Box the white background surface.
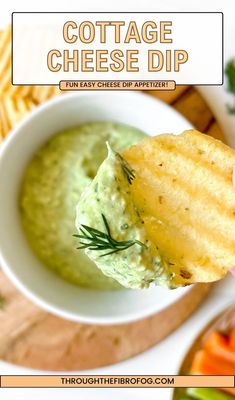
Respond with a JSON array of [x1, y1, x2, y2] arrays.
[[1, 1, 235, 400]]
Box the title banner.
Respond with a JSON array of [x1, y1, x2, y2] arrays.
[[12, 12, 223, 86]]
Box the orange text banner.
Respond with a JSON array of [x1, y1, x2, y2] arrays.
[[59, 80, 176, 90], [1, 375, 234, 388]]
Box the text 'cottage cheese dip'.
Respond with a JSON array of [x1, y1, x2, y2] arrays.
[[20, 122, 145, 290]]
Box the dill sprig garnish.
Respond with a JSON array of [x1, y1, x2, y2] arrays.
[[74, 214, 146, 257], [116, 153, 135, 184]]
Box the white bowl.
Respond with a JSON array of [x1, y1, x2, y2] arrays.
[[0, 91, 192, 324]]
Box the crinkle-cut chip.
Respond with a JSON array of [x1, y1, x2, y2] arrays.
[[0, 25, 61, 101], [0, 96, 37, 136], [0, 98, 11, 136], [32, 86, 62, 104], [0, 67, 11, 95], [123, 129, 235, 286], [8, 85, 34, 98], [0, 25, 11, 95], [0, 111, 4, 142], [0, 24, 62, 143], [0, 25, 10, 54]]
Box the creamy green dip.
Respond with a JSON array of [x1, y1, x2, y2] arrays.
[[76, 145, 171, 289], [20, 122, 145, 290]]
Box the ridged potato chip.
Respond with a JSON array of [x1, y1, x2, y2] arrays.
[[123, 130, 235, 286], [32, 86, 61, 103], [0, 24, 62, 139], [0, 96, 36, 136], [0, 25, 11, 95], [0, 111, 4, 142]]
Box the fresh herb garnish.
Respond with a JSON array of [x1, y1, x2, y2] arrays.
[[225, 59, 235, 113], [74, 214, 146, 257], [116, 153, 135, 184]]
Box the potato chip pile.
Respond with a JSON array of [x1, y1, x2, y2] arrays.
[[0, 25, 62, 140]]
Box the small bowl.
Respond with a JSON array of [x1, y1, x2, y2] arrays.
[[0, 91, 191, 324]]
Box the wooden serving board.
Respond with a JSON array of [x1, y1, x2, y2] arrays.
[[0, 86, 224, 371]]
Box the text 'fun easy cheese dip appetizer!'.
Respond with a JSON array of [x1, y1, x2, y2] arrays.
[[76, 130, 235, 289]]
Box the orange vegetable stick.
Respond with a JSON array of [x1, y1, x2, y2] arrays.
[[190, 350, 235, 375], [229, 328, 235, 351], [204, 332, 235, 365], [222, 388, 235, 397], [191, 350, 218, 374]]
